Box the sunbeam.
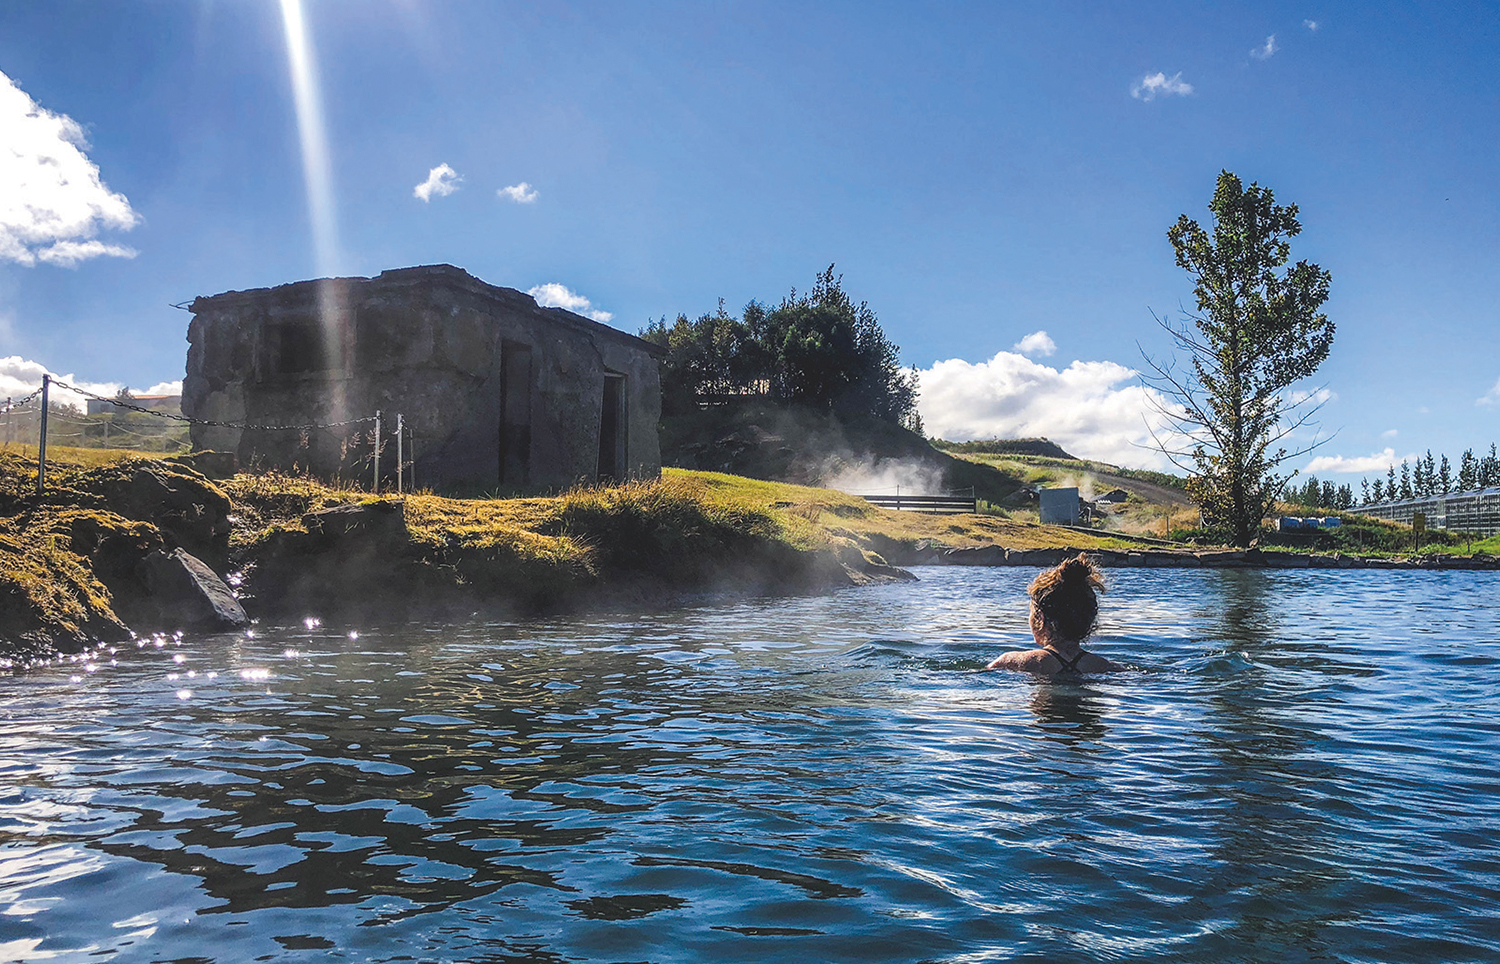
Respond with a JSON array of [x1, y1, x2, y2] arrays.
[[279, 0, 338, 276], [279, 0, 350, 421]]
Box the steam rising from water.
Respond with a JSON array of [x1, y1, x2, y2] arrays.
[[823, 458, 946, 496]]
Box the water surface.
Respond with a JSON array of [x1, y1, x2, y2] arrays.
[[2, 567, 1497, 962]]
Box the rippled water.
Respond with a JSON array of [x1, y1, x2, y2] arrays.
[[2, 566, 1499, 963]]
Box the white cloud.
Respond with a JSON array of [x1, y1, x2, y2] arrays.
[[1380, 428, 1398, 439], [1477, 376, 1500, 406], [1012, 331, 1057, 357], [413, 163, 461, 201], [1286, 386, 1334, 406], [142, 379, 183, 396], [1251, 35, 1278, 60], [0, 70, 139, 267], [35, 240, 138, 267], [1304, 19, 1319, 31], [1303, 448, 1417, 475], [498, 181, 539, 204], [0, 355, 131, 411], [915, 350, 1180, 469], [1131, 71, 1193, 101], [527, 283, 612, 323]]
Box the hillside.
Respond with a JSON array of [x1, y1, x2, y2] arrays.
[[661, 406, 1196, 537], [660, 401, 1030, 505]]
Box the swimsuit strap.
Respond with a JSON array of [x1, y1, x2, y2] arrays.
[[1045, 648, 1089, 673]]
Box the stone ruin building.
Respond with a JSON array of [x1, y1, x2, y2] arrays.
[[181, 264, 663, 493]]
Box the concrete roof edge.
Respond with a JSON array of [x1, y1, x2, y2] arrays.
[[189, 264, 666, 357]]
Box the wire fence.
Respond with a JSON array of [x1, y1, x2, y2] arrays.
[[8, 376, 415, 497]]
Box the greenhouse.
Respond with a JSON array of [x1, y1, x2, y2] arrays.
[[1359, 487, 1500, 537]]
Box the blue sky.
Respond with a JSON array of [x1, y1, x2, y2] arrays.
[[1, 1, 1496, 475]]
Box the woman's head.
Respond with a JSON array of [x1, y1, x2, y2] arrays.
[[1028, 553, 1105, 644]]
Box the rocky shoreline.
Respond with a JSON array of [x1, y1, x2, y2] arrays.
[[0, 455, 910, 665], [5, 453, 1494, 666], [934, 544, 1500, 571]]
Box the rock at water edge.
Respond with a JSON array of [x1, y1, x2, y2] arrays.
[[142, 548, 250, 631]]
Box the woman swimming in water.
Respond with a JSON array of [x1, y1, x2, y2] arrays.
[[986, 553, 1125, 675]]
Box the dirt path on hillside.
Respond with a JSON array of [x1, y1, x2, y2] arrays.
[[1094, 473, 1193, 507]]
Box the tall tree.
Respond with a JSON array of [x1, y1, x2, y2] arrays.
[[1361, 477, 1370, 504], [1143, 171, 1334, 546], [1387, 464, 1398, 499], [1399, 460, 1413, 500], [1300, 475, 1321, 507], [1438, 454, 1452, 494], [1320, 480, 1337, 509], [1458, 449, 1478, 491], [1371, 477, 1385, 503]]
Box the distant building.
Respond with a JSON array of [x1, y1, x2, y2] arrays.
[[1360, 488, 1500, 537], [181, 265, 663, 493], [1039, 487, 1080, 526], [86, 395, 182, 416]]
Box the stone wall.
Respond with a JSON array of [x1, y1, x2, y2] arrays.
[[182, 265, 663, 493]]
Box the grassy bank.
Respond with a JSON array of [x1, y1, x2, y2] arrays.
[[1, 448, 1137, 661]]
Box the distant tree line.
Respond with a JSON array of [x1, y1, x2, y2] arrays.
[[640, 266, 920, 430], [1289, 476, 1356, 511], [1360, 444, 1500, 504]]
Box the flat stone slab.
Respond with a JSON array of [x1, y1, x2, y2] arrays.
[[142, 548, 250, 630]]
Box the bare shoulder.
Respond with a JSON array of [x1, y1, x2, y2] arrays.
[[986, 650, 1052, 672], [1078, 651, 1127, 673]]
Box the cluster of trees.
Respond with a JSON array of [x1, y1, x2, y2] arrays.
[[1362, 444, 1500, 504], [641, 267, 920, 430], [1290, 476, 1356, 510]]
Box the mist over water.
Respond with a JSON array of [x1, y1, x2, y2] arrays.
[[1, 568, 1497, 962]]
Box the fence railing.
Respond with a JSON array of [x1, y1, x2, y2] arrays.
[[7, 375, 414, 497], [855, 487, 977, 515]]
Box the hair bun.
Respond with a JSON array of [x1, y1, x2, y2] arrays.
[[1060, 554, 1092, 582]]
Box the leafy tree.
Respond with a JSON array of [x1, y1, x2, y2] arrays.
[[1360, 478, 1370, 504], [1387, 464, 1397, 499], [1458, 449, 1478, 491], [1337, 483, 1353, 509], [1371, 478, 1385, 503], [1399, 460, 1413, 500], [644, 267, 918, 427], [1143, 171, 1334, 546], [1299, 474, 1321, 507], [1484, 443, 1500, 488], [1422, 450, 1437, 496], [1320, 480, 1337, 508], [1438, 454, 1452, 494]]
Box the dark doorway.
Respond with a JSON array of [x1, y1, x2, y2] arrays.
[[499, 341, 532, 486], [597, 373, 626, 483]]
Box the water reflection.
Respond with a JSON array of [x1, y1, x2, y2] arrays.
[[1027, 683, 1108, 744]]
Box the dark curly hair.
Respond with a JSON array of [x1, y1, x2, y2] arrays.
[[1028, 553, 1106, 642]]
